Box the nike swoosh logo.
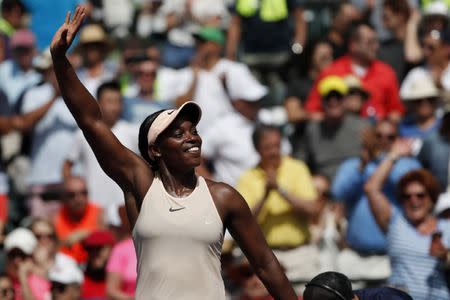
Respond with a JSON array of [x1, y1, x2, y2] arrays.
[[167, 110, 175, 115], [169, 207, 185, 212]]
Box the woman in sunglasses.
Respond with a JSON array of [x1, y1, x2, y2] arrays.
[[365, 139, 450, 300], [49, 6, 296, 300]]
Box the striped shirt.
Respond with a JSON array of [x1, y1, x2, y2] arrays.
[[387, 210, 450, 300]]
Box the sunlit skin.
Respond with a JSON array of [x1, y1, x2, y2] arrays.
[[63, 177, 88, 221], [98, 89, 123, 128], [256, 130, 282, 171], [401, 182, 434, 226], [374, 121, 398, 153]]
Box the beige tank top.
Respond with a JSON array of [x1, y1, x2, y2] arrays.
[[132, 175, 225, 300]]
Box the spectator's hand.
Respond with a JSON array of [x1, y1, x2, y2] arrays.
[[66, 229, 91, 246], [389, 138, 413, 159], [18, 259, 35, 282], [265, 170, 278, 191], [407, 8, 421, 28], [50, 6, 86, 56], [360, 127, 377, 170], [430, 233, 447, 261]]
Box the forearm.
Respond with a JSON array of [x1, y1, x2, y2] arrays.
[[51, 52, 102, 127], [279, 189, 321, 218], [404, 21, 423, 63], [293, 8, 307, 46], [256, 256, 297, 300], [13, 97, 57, 133], [62, 160, 73, 180], [226, 15, 241, 59]]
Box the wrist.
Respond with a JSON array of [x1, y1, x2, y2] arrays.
[[386, 152, 400, 163]]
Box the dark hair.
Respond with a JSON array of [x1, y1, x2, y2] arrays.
[[383, 0, 411, 20], [96, 80, 121, 101], [440, 111, 450, 138], [1, 0, 25, 13], [138, 110, 166, 170], [349, 21, 376, 43], [304, 272, 354, 300], [251, 124, 280, 150], [397, 169, 441, 204]]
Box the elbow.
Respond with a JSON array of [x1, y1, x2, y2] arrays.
[[364, 181, 379, 196]]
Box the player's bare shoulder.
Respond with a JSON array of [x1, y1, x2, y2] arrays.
[[204, 178, 243, 221]]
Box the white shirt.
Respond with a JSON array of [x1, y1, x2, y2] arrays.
[[66, 121, 139, 225], [77, 64, 116, 97], [201, 113, 291, 187], [22, 83, 77, 185], [0, 60, 41, 105]]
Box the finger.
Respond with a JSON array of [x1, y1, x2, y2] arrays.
[[65, 11, 71, 25], [72, 6, 80, 24]]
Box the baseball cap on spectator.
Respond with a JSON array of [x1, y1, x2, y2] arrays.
[[49, 255, 84, 285], [400, 74, 439, 101], [318, 76, 348, 98], [82, 230, 115, 249], [10, 29, 35, 49], [4, 228, 37, 255], [343, 75, 369, 99], [79, 24, 109, 45], [424, 0, 449, 17], [304, 271, 354, 300], [32, 48, 52, 71], [435, 192, 450, 215], [193, 27, 225, 45]]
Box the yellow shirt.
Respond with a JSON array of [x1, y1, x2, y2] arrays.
[[237, 156, 317, 248]]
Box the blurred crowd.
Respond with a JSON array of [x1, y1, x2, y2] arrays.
[[0, 0, 450, 299]]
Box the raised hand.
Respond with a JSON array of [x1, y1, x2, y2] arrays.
[[50, 6, 86, 56]]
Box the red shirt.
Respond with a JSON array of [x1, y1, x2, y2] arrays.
[[305, 55, 404, 119], [81, 275, 106, 299]]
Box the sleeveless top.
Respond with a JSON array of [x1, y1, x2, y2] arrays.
[[132, 175, 225, 300]]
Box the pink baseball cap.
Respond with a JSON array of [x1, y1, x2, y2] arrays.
[[10, 29, 35, 49], [147, 101, 202, 145]]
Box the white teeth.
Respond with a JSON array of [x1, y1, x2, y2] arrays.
[[187, 147, 199, 153]]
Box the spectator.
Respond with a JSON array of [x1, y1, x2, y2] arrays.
[[174, 26, 267, 134], [0, 273, 14, 300], [63, 81, 138, 226], [237, 125, 321, 283], [160, 0, 227, 68], [304, 76, 369, 180], [21, 49, 76, 218], [29, 218, 58, 276], [76, 24, 116, 96], [365, 158, 450, 299], [54, 176, 104, 264], [417, 104, 450, 191], [48, 254, 84, 300], [226, 0, 307, 104], [401, 27, 450, 95], [399, 72, 441, 139], [306, 23, 403, 122], [21, 0, 83, 51], [0, 0, 26, 62], [81, 230, 115, 300], [326, 2, 361, 59], [0, 29, 41, 106], [285, 40, 334, 160], [342, 75, 370, 116], [4, 228, 51, 300], [122, 60, 172, 124], [379, 0, 421, 83], [106, 206, 136, 300], [332, 120, 420, 284], [135, 0, 167, 40], [421, 0, 449, 33]]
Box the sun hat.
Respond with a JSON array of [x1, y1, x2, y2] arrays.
[[32, 48, 52, 70], [4, 228, 38, 255], [400, 73, 439, 101], [318, 76, 349, 98], [193, 27, 225, 45], [49, 254, 84, 285], [147, 101, 202, 145], [82, 230, 115, 249], [79, 24, 108, 45]]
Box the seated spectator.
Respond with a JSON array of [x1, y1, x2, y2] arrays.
[[63, 81, 138, 226], [54, 176, 104, 264], [306, 23, 403, 121], [4, 228, 51, 300], [237, 125, 321, 282], [81, 230, 115, 300], [333, 120, 420, 283], [174, 26, 267, 134], [106, 206, 136, 299], [342, 75, 370, 116], [365, 153, 450, 299], [0, 273, 14, 300], [29, 218, 58, 276], [0, 0, 26, 62], [76, 24, 116, 96], [0, 29, 41, 107], [285, 40, 333, 160], [48, 254, 84, 300], [122, 59, 172, 124], [304, 76, 369, 180], [417, 105, 450, 191], [399, 72, 441, 139]]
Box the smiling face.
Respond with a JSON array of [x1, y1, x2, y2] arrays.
[[401, 181, 434, 226], [152, 115, 202, 171]]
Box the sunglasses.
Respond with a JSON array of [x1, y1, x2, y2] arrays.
[[401, 192, 428, 201], [375, 132, 397, 141], [34, 232, 56, 240], [137, 70, 156, 77], [0, 287, 14, 297], [65, 190, 88, 199]]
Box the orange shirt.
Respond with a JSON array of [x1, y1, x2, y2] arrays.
[[54, 202, 102, 263]]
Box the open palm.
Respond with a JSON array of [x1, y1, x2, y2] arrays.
[[50, 6, 86, 56]]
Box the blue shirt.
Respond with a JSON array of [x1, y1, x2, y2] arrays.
[[399, 117, 441, 139], [21, 0, 83, 50], [332, 156, 421, 253], [387, 210, 450, 300], [122, 97, 172, 125]]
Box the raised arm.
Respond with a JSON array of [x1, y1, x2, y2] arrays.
[[49, 7, 152, 216], [213, 183, 297, 300], [364, 139, 412, 232]]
